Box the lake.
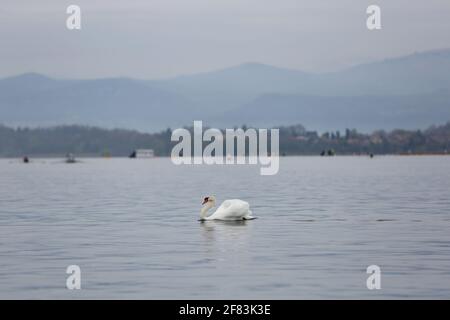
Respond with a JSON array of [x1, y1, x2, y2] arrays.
[[0, 156, 449, 299]]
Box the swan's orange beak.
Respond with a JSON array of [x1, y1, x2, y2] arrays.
[[202, 197, 209, 205]]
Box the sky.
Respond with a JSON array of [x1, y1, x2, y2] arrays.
[[1, 0, 450, 79]]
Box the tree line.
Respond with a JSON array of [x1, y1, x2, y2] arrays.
[[0, 122, 449, 157]]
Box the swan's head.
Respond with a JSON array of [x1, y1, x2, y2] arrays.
[[202, 196, 216, 206], [200, 196, 216, 220]]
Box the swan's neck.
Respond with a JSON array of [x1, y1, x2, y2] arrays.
[[200, 203, 213, 219]]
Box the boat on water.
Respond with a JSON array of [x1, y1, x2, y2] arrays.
[[65, 153, 76, 163]]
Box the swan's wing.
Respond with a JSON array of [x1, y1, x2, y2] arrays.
[[211, 199, 253, 220]]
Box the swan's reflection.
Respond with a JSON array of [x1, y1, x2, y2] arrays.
[[199, 220, 252, 255], [200, 219, 249, 227]]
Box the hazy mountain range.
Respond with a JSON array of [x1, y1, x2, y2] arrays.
[[1, 48, 450, 132]]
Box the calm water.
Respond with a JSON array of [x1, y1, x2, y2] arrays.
[[0, 156, 449, 299]]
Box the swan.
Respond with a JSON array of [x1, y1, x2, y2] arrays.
[[199, 196, 256, 221]]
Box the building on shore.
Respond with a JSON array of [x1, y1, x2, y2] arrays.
[[129, 149, 154, 158]]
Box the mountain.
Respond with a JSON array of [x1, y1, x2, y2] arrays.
[[319, 48, 450, 96], [221, 90, 450, 132], [0, 76, 198, 131], [1, 48, 450, 131], [150, 48, 450, 101], [146, 62, 313, 114], [153, 62, 312, 94], [152, 48, 450, 130]]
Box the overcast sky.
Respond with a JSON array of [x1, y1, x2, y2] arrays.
[[1, 0, 449, 79]]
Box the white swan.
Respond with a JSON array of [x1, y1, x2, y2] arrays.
[[200, 196, 256, 221]]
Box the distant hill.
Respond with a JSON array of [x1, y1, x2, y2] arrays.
[[324, 48, 450, 95], [222, 90, 450, 132], [1, 48, 450, 131], [147, 62, 313, 113], [150, 48, 450, 104], [0, 75, 199, 131]]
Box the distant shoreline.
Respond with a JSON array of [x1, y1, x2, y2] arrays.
[[1, 153, 449, 160], [1, 122, 449, 158]]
